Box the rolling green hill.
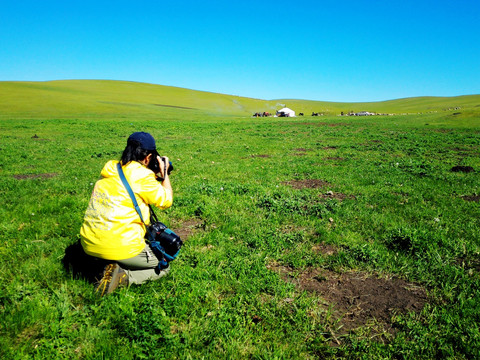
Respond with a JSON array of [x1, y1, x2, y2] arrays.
[[0, 79, 479, 119]]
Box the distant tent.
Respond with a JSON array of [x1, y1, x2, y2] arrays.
[[276, 107, 295, 117]]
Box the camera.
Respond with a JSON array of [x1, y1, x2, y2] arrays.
[[148, 221, 183, 257], [148, 153, 174, 179]]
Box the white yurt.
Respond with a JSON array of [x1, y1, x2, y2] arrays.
[[276, 107, 295, 117]]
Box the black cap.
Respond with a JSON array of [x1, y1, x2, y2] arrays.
[[128, 132, 156, 151]]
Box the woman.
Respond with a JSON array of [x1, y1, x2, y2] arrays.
[[80, 132, 173, 296]]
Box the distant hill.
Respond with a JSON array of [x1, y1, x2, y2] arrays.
[[0, 80, 479, 119]]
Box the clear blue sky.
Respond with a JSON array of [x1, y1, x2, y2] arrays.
[[1, 0, 479, 102]]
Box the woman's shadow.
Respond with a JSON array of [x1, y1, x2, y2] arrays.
[[62, 240, 110, 283]]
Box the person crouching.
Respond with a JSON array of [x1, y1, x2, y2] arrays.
[[80, 132, 173, 296]]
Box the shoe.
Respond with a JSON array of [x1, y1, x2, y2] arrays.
[[95, 263, 129, 296]]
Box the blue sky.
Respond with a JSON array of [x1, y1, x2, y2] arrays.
[[1, 0, 479, 101]]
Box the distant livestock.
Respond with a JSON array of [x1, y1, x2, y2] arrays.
[[341, 111, 376, 116], [253, 112, 271, 117]]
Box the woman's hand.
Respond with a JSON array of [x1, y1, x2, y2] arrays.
[[156, 156, 170, 179], [156, 155, 173, 199]]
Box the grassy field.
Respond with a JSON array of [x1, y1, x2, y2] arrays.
[[1, 81, 480, 359], [1, 80, 480, 118]]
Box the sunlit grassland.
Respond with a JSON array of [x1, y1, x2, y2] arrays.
[[1, 80, 479, 118], [0, 84, 480, 358]]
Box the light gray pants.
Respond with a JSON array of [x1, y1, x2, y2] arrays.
[[117, 245, 170, 285]]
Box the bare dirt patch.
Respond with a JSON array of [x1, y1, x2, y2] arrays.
[[283, 179, 330, 189], [248, 154, 271, 158], [293, 148, 313, 156], [450, 147, 470, 152], [31, 134, 50, 141], [430, 129, 453, 133], [172, 219, 204, 241], [462, 194, 480, 202], [269, 265, 427, 340], [451, 166, 475, 173], [322, 146, 337, 150], [13, 173, 58, 180], [311, 243, 339, 256]]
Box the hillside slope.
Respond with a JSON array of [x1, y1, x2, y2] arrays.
[[0, 80, 479, 119]]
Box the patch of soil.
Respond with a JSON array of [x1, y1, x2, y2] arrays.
[[451, 166, 474, 173], [251, 315, 262, 324], [430, 129, 453, 133], [172, 219, 204, 241], [269, 265, 427, 340], [249, 154, 271, 158], [311, 243, 339, 256], [283, 179, 330, 189], [13, 173, 58, 180], [462, 194, 480, 202], [31, 134, 50, 141], [318, 191, 356, 201], [327, 123, 348, 127], [450, 147, 469, 152], [294, 148, 312, 152], [322, 146, 337, 150]]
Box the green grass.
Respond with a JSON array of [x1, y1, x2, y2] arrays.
[[1, 82, 480, 359], [1, 80, 479, 118]]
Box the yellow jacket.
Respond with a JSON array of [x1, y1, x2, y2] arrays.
[[80, 160, 173, 260]]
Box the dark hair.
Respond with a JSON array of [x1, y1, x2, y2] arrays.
[[120, 140, 156, 165]]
